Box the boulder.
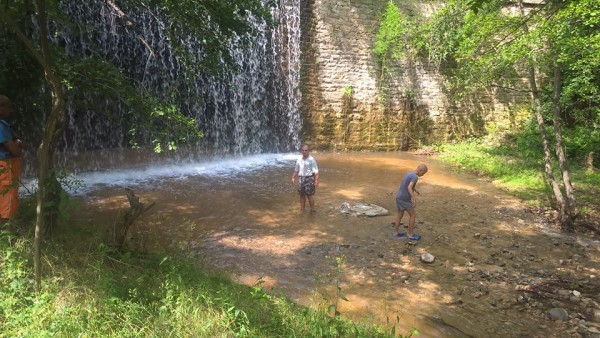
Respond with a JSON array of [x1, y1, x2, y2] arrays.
[[338, 202, 389, 217]]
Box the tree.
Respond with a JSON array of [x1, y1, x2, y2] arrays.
[[0, 0, 271, 290], [419, 0, 599, 227]]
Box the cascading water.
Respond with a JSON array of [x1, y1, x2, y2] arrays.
[[55, 0, 301, 159], [196, 0, 302, 155]]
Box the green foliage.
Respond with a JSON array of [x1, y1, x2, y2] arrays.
[[548, 0, 600, 126], [373, 1, 420, 108], [419, 0, 524, 96], [135, 0, 275, 74], [374, 2, 414, 61], [342, 86, 354, 96], [561, 127, 600, 167], [0, 230, 399, 337], [419, 0, 600, 119], [1, 0, 273, 152], [436, 127, 600, 206]]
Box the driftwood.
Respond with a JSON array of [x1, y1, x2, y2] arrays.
[[113, 188, 155, 251]]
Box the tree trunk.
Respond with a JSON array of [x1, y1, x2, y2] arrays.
[[527, 68, 567, 217], [32, 0, 67, 292], [550, 65, 577, 226], [517, 0, 567, 225], [2, 1, 76, 291]]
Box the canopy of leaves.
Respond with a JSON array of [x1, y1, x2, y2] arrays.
[[420, 0, 599, 126]]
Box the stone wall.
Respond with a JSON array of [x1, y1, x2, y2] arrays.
[[299, 0, 530, 151]]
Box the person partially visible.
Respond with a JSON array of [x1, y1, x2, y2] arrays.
[[393, 163, 428, 241], [0, 95, 23, 232], [291, 145, 319, 212]]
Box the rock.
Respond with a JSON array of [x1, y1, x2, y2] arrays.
[[473, 291, 485, 298], [549, 308, 569, 321], [558, 289, 572, 299], [421, 253, 435, 263], [338, 202, 388, 217], [573, 290, 582, 297], [584, 327, 600, 335], [339, 202, 352, 214]]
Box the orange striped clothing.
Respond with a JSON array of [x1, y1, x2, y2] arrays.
[[0, 157, 20, 219]]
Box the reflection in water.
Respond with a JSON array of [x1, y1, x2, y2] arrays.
[[76, 151, 549, 338]]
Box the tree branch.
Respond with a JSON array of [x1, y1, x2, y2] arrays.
[[0, 8, 47, 70], [106, 0, 155, 57]]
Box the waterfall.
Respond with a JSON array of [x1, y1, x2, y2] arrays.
[[54, 0, 301, 159]]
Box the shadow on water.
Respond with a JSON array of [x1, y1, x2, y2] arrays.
[[74, 151, 600, 338]]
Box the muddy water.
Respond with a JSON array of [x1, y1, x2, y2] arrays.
[[75, 152, 592, 337]]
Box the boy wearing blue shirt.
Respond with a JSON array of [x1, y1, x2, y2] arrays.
[[394, 164, 428, 240]]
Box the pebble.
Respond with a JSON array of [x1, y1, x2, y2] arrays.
[[588, 327, 600, 334], [421, 253, 435, 263], [549, 308, 569, 321], [558, 290, 571, 299]]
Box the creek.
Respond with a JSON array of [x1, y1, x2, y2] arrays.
[[70, 150, 584, 337]]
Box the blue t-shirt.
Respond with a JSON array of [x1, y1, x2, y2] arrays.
[[0, 119, 14, 159], [396, 172, 418, 201]]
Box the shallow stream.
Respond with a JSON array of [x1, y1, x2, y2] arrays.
[[72, 151, 595, 337]]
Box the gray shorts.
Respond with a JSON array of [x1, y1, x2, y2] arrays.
[[396, 198, 414, 211]]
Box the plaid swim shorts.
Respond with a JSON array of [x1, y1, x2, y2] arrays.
[[297, 175, 315, 196]]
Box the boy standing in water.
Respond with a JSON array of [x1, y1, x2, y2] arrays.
[[291, 145, 319, 212], [394, 163, 428, 240]]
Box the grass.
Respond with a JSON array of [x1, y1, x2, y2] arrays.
[[0, 214, 415, 338], [433, 136, 600, 212]]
